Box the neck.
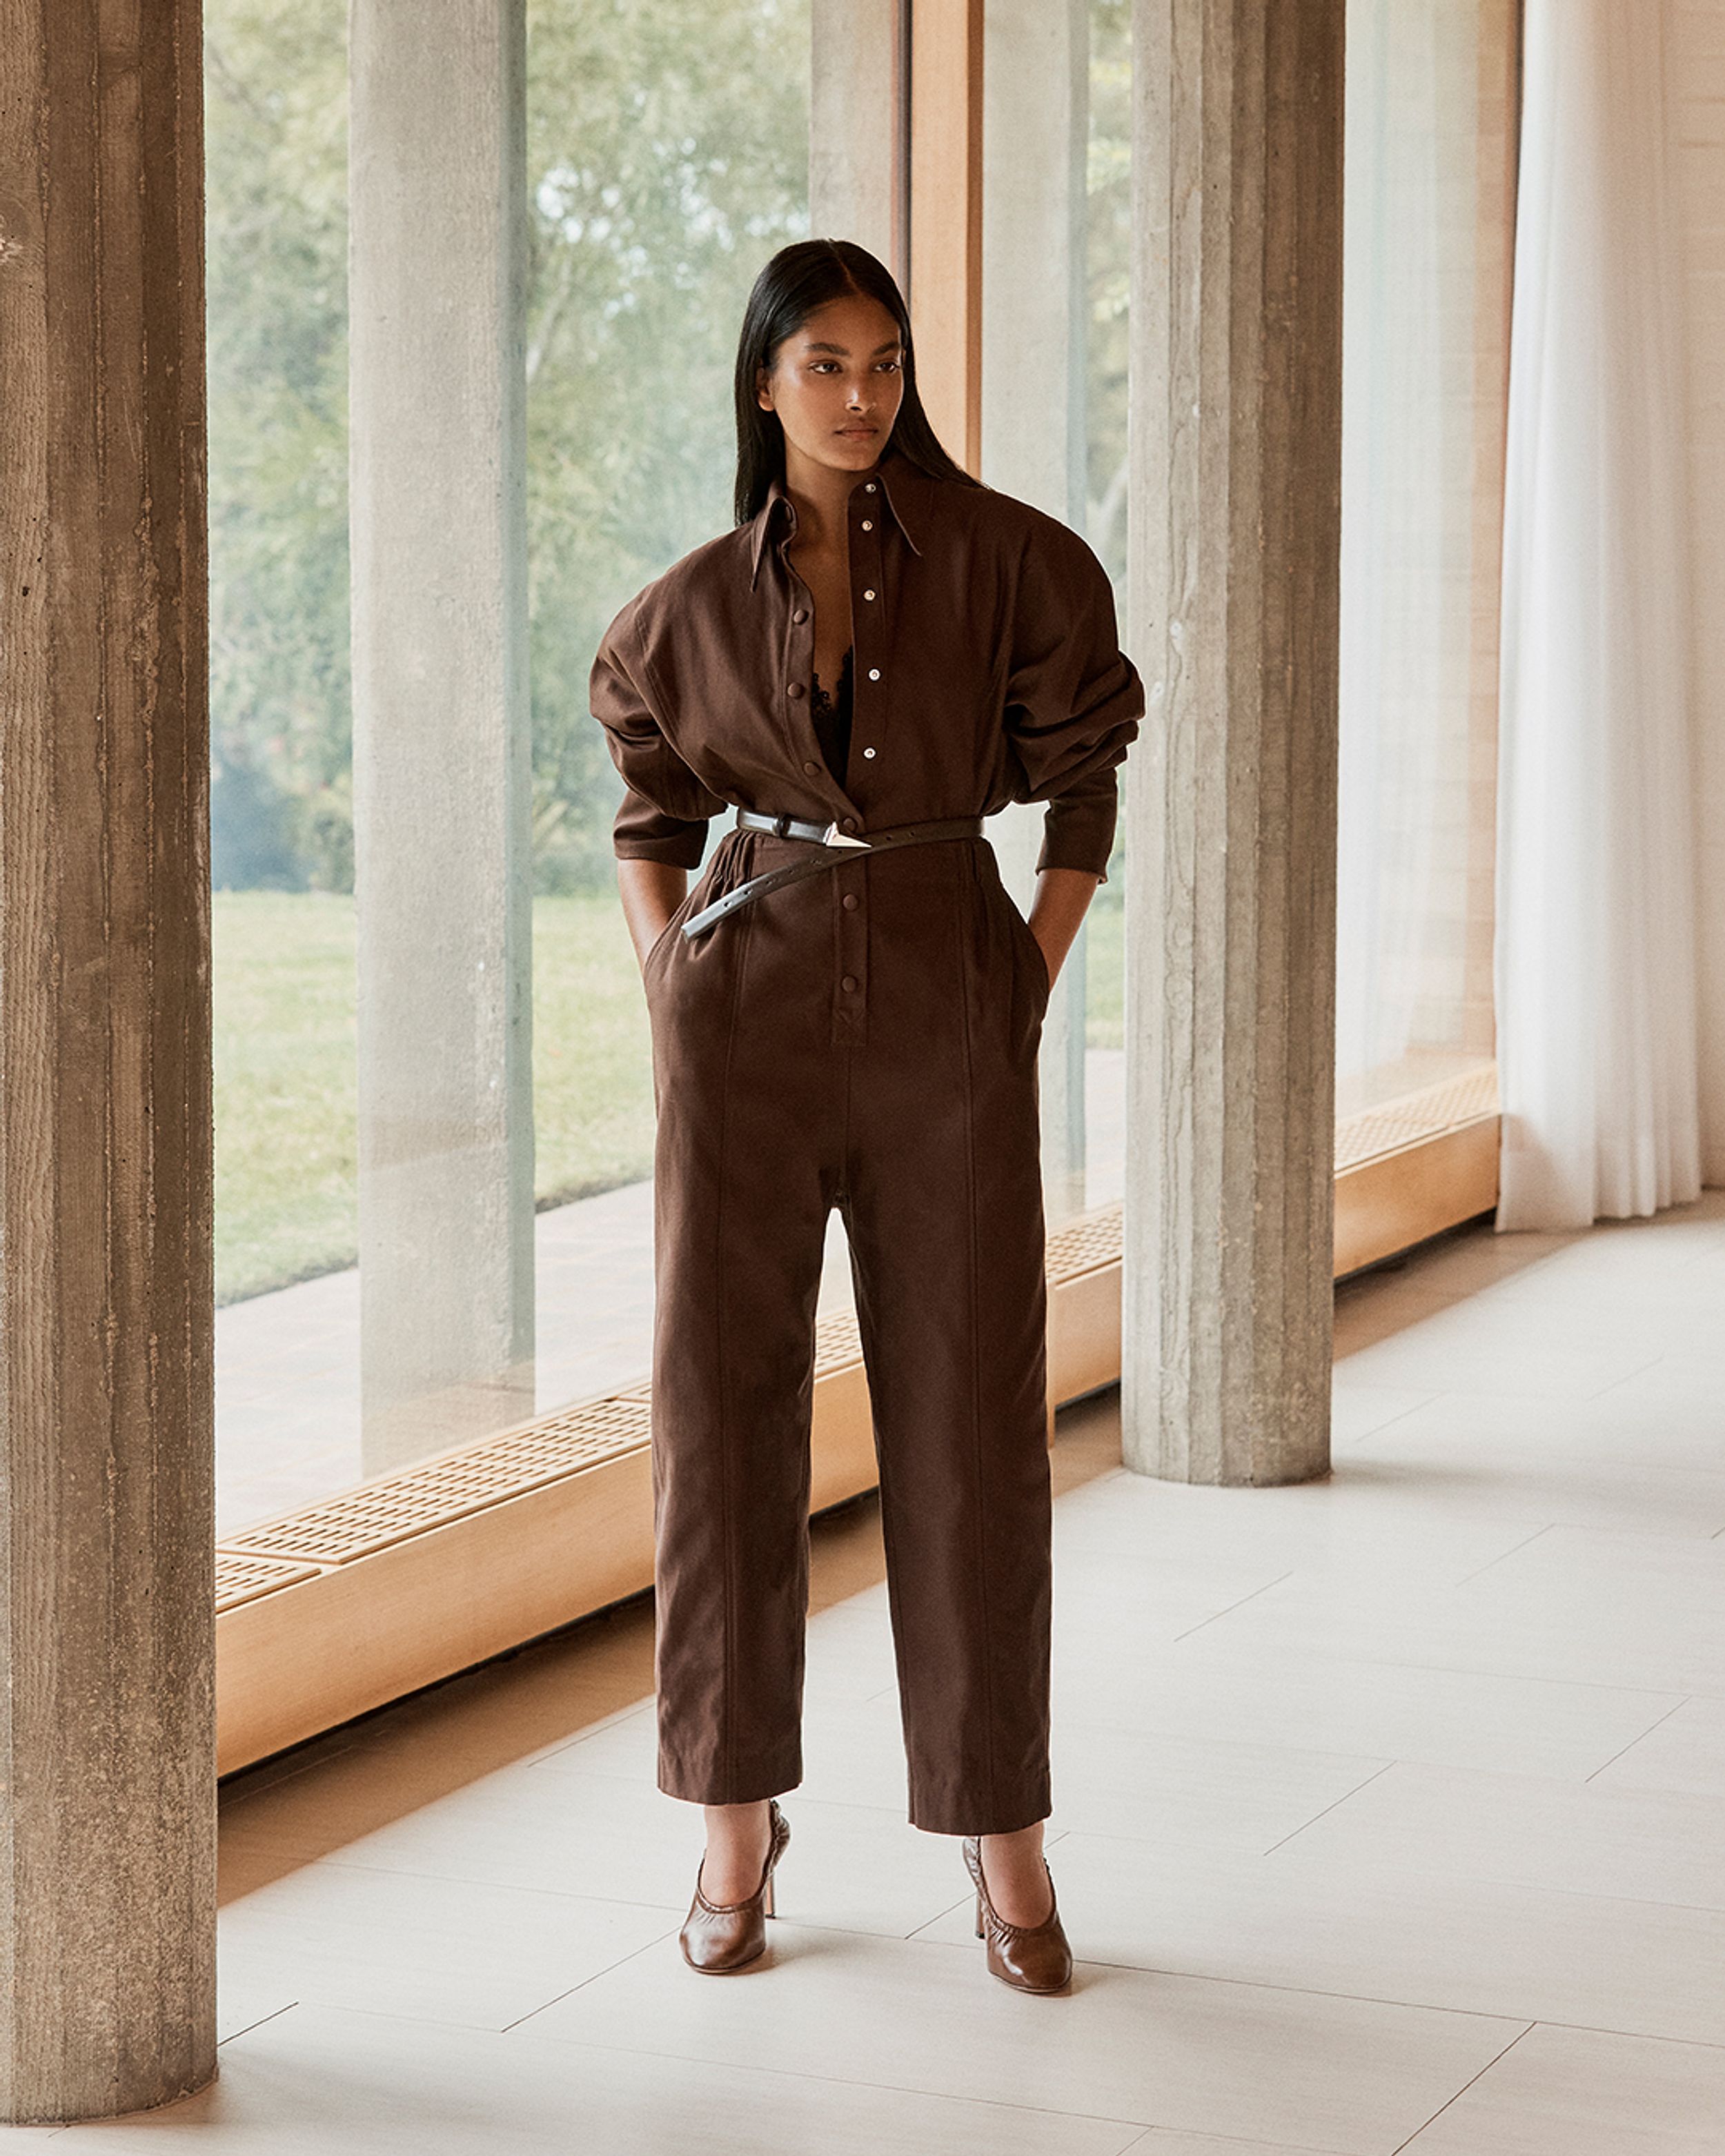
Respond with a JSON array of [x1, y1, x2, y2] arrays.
[[782, 442, 877, 544]]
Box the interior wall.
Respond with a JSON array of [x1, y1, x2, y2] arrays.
[[1670, 0, 1725, 1183]]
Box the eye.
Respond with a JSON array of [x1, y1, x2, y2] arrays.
[[876, 358, 902, 373]]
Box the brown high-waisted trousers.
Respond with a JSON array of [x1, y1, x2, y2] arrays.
[[642, 820, 1054, 1837]]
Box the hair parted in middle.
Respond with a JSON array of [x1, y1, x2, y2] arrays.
[[733, 237, 981, 525]]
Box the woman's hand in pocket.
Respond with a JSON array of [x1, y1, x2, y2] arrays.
[[618, 859, 691, 974], [1025, 866, 1102, 994]]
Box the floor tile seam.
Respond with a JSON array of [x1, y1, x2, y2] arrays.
[[1385, 2021, 1537, 2155], [1586, 1353, 1707, 1404], [219, 1851, 696, 1916], [224, 1847, 1027, 1932], [1065, 1827, 1725, 1919], [495, 2015, 1162, 2135], [1167, 1573, 1301, 1645], [1256, 1762, 1400, 1855], [495, 1919, 682, 2030], [1518, 2013, 1725, 2055], [1057, 1931, 1725, 2043], [1328, 1392, 1445, 1445], [1321, 1861, 1725, 1923], [1114, 1641, 1699, 1710], [1448, 1525, 1559, 1585], [215, 2001, 300, 2050], [989, 1948, 1539, 2029], [1042, 1721, 1399, 1774], [1114, 2129, 1354, 2156], [1583, 1696, 1697, 1783]]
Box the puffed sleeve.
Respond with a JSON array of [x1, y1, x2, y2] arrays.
[[1003, 517, 1144, 881], [590, 595, 727, 869]]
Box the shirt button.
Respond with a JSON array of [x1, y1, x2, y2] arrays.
[[787, 682, 805, 699], [841, 974, 858, 993], [840, 816, 858, 832], [865, 482, 877, 492], [802, 760, 820, 774], [791, 608, 809, 623], [862, 589, 876, 601], [860, 520, 874, 532], [842, 893, 859, 911], [867, 668, 881, 682], [862, 746, 876, 758]]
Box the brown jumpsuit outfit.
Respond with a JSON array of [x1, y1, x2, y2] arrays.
[[591, 450, 1143, 1836]]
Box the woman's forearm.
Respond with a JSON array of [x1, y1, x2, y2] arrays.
[[1026, 866, 1102, 991], [618, 858, 690, 971]]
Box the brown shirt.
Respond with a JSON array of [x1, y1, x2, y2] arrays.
[[590, 448, 1143, 880]]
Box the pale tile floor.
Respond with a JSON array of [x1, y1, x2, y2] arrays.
[[21, 1191, 1725, 2150]]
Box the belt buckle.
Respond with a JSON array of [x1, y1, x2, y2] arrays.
[[818, 819, 871, 850]]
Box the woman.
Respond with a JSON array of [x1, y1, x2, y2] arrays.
[[591, 239, 1142, 1991]]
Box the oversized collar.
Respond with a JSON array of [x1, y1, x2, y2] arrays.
[[748, 451, 928, 588]]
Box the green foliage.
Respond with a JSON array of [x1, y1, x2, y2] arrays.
[[205, 0, 352, 890], [525, 0, 811, 889], [204, 0, 809, 896]]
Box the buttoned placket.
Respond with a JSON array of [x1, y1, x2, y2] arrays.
[[768, 475, 902, 1049]]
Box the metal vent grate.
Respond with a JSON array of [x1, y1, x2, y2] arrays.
[[215, 1549, 324, 1612], [221, 1393, 652, 1566], [1337, 1063, 1499, 1172], [1045, 1205, 1123, 1282]]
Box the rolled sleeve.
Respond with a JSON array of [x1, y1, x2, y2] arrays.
[[591, 598, 726, 867], [1003, 519, 1143, 881]]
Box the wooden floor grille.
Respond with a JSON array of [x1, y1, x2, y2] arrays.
[[1335, 1063, 1499, 1173]]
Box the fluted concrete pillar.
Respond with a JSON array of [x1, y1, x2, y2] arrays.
[[350, 0, 534, 1472], [0, 0, 217, 2120], [1122, 0, 1343, 1483], [982, 0, 1092, 1223]]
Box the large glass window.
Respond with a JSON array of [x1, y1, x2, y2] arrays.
[[1335, 0, 1516, 1125], [208, 0, 811, 1532], [979, 0, 1133, 1223]]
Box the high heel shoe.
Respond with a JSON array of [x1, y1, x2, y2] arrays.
[[962, 1835, 1073, 1994], [678, 1799, 791, 1974]]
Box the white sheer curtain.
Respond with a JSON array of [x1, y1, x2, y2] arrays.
[[1495, 0, 1700, 1228], [1335, 0, 1496, 1114]]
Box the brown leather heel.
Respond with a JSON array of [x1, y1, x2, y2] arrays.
[[678, 1799, 791, 1974], [962, 1835, 1073, 1995]]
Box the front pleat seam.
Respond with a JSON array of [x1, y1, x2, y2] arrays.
[[955, 850, 998, 1825], [714, 889, 750, 1796]]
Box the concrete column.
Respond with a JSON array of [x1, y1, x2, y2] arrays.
[[811, 0, 907, 279], [0, 0, 217, 2122], [350, 0, 534, 1473], [983, 0, 1092, 1224], [1122, 0, 1343, 1484]]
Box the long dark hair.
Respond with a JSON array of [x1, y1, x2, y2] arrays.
[[733, 238, 980, 524]]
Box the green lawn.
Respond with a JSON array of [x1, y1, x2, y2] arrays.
[[215, 880, 1127, 1305], [215, 892, 656, 1305]]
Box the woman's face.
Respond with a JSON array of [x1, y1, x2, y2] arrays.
[[757, 293, 906, 479]]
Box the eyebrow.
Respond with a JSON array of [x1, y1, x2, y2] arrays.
[[803, 338, 903, 357]]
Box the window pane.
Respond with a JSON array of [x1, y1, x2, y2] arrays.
[[209, 0, 812, 1532], [1336, 0, 1514, 1120], [979, 0, 1133, 1222], [1083, 0, 1132, 1212]]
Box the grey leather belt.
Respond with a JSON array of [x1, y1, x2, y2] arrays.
[[680, 807, 986, 940]]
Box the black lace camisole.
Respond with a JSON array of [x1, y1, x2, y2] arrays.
[[809, 648, 854, 790]]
